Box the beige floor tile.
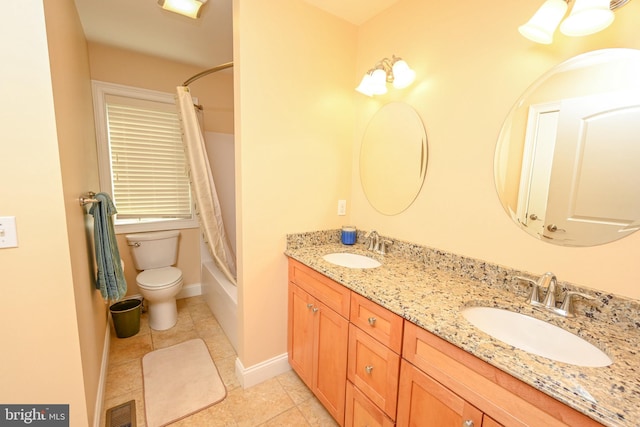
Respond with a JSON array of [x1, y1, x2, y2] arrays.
[[276, 370, 314, 405], [104, 358, 143, 401], [109, 333, 153, 366], [214, 355, 241, 391], [203, 332, 237, 360], [225, 377, 296, 427], [259, 407, 311, 426], [194, 316, 223, 338], [188, 302, 216, 322], [298, 397, 339, 427], [169, 398, 237, 427], [150, 327, 199, 349]]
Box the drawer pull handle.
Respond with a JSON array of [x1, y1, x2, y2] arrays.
[[462, 421, 474, 427], [367, 317, 377, 326], [312, 307, 319, 313], [306, 303, 313, 309], [365, 365, 374, 374]]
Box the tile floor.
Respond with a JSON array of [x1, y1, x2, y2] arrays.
[[102, 296, 338, 427]]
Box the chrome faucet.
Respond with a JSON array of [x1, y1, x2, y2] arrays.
[[516, 272, 595, 317], [363, 230, 392, 254]]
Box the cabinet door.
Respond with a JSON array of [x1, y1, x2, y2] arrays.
[[345, 381, 395, 427], [288, 283, 315, 388], [313, 298, 349, 425], [397, 360, 483, 427]]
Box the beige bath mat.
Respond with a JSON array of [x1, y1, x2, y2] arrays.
[[142, 338, 226, 426]]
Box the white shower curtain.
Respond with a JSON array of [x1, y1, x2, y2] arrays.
[[176, 86, 237, 285]]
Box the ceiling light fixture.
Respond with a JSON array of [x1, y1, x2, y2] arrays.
[[356, 55, 416, 97], [518, 0, 631, 44], [158, 0, 208, 19]]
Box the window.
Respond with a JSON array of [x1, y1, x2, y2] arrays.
[[92, 81, 197, 233]]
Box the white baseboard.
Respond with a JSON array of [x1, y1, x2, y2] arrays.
[[177, 282, 202, 299], [93, 324, 111, 427], [235, 353, 291, 389]]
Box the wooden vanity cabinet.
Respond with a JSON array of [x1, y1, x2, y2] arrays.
[[288, 260, 350, 425], [400, 321, 602, 427], [288, 259, 603, 427]]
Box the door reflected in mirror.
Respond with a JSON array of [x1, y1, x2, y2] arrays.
[[495, 49, 640, 246], [360, 102, 428, 215]]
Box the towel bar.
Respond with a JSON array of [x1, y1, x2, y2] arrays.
[[79, 192, 100, 206]]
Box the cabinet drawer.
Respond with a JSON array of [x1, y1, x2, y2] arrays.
[[345, 381, 394, 427], [350, 292, 403, 353], [289, 259, 350, 318], [348, 324, 400, 419]]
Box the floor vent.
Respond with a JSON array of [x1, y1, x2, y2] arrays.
[[105, 400, 136, 427]]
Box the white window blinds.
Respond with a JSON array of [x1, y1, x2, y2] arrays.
[[105, 96, 192, 220]]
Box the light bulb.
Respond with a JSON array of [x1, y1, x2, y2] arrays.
[[560, 0, 614, 37], [158, 0, 206, 19], [371, 69, 388, 95], [518, 0, 569, 44], [391, 60, 416, 89], [355, 73, 375, 97]]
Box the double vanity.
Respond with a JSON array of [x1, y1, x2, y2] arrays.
[[285, 230, 640, 427]]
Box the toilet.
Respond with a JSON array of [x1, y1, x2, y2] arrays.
[[125, 230, 183, 331]]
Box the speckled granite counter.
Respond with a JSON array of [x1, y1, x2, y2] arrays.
[[285, 230, 640, 427]]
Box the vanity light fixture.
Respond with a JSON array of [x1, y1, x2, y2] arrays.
[[158, 0, 207, 19], [519, 0, 631, 44], [356, 56, 416, 97]]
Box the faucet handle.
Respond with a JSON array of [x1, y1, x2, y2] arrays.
[[558, 291, 595, 317], [515, 276, 541, 305]]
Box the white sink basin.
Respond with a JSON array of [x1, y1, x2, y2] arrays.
[[322, 253, 381, 269], [462, 306, 612, 367]]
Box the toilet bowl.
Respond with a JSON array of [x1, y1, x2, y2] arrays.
[[137, 266, 183, 330], [126, 231, 183, 331]]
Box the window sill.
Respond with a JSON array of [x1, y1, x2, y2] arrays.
[[114, 218, 199, 235]]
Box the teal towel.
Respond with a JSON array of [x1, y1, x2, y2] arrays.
[[90, 193, 127, 301]]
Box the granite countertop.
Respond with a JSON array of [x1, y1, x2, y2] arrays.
[[285, 236, 640, 427]]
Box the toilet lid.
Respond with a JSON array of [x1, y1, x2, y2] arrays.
[[137, 267, 183, 289]]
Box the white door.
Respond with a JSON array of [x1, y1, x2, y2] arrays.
[[543, 90, 640, 245]]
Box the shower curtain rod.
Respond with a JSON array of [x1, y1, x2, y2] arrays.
[[182, 61, 234, 86]]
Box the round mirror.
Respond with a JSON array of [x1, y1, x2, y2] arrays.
[[360, 102, 428, 215], [495, 49, 640, 246]]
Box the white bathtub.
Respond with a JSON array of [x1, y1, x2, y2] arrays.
[[201, 260, 238, 353]]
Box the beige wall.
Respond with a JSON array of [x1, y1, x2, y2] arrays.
[[87, 42, 234, 295], [0, 1, 90, 425], [234, 0, 357, 366], [350, 0, 640, 300], [43, 0, 108, 423]]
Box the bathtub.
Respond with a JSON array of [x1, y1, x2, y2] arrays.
[[201, 260, 238, 352]]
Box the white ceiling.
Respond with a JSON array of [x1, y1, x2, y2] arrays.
[[73, 0, 401, 69]]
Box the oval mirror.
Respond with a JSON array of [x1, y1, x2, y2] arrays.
[[494, 49, 640, 246], [360, 102, 428, 215]]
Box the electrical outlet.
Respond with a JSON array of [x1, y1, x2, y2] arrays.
[[337, 200, 347, 216], [0, 216, 18, 248]]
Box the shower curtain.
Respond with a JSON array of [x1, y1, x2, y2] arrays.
[[176, 86, 237, 285]]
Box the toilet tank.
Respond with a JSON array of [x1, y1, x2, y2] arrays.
[[125, 230, 180, 270]]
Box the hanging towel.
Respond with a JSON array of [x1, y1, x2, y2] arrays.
[[90, 192, 127, 301]]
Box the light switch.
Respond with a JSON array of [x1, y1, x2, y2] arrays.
[[0, 216, 18, 248]]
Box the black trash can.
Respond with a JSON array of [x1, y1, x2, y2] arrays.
[[110, 299, 142, 338]]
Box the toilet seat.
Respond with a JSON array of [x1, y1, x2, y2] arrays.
[[136, 266, 183, 290]]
